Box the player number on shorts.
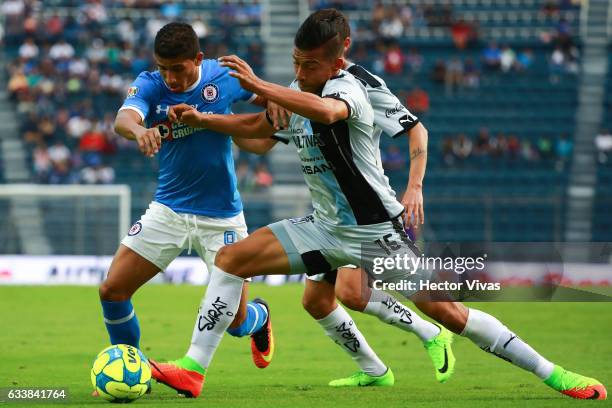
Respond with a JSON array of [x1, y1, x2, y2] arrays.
[[374, 233, 402, 255]]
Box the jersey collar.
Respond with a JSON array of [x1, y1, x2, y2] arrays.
[[163, 63, 202, 93]]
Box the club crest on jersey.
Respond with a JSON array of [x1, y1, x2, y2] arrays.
[[127, 86, 138, 98], [224, 231, 237, 245], [202, 83, 219, 103], [128, 221, 142, 236]]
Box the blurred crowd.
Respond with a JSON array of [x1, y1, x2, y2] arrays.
[[441, 128, 573, 170], [2, 0, 265, 185], [340, 0, 580, 90], [1, 0, 588, 186]]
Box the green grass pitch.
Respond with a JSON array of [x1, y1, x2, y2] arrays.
[[1, 285, 610, 407]]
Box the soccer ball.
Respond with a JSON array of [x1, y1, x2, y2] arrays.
[[91, 344, 151, 403]]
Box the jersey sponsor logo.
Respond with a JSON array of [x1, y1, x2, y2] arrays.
[[153, 120, 199, 142], [292, 133, 326, 149], [224, 231, 237, 245], [385, 103, 406, 118], [156, 103, 200, 116], [156, 104, 170, 115], [157, 123, 171, 139], [202, 83, 219, 103], [127, 221, 142, 236], [301, 162, 334, 175], [127, 87, 138, 98]]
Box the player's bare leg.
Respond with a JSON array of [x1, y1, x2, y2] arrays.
[[302, 278, 337, 319], [333, 267, 454, 383], [99, 245, 160, 349], [411, 296, 606, 399]]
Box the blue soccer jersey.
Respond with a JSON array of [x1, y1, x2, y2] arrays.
[[119, 59, 254, 217]]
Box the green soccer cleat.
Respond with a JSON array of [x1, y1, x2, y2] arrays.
[[424, 325, 455, 383], [328, 368, 395, 387], [544, 365, 607, 400]]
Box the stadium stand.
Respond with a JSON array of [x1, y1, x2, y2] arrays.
[[2, 0, 610, 252]]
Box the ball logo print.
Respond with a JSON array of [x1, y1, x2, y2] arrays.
[[128, 222, 142, 236], [202, 83, 219, 103], [91, 344, 151, 403]]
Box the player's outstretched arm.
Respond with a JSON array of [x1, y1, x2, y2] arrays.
[[219, 55, 348, 125], [114, 109, 161, 157], [400, 122, 428, 227], [232, 137, 278, 155], [168, 103, 276, 140]]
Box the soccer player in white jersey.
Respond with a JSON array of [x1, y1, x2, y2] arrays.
[[97, 22, 277, 399], [265, 10, 607, 398], [152, 10, 606, 400]]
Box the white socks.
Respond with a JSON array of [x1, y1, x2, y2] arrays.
[[317, 305, 388, 376], [461, 308, 554, 380], [364, 290, 441, 342], [187, 266, 245, 369]]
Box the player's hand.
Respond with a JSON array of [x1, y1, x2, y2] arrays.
[[267, 101, 292, 130], [219, 55, 263, 93], [169, 104, 205, 128], [168, 103, 194, 123], [401, 185, 424, 228], [135, 127, 161, 158]]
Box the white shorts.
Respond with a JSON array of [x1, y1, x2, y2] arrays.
[[268, 214, 429, 297], [121, 201, 248, 271]]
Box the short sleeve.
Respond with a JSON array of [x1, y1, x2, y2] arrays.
[[369, 86, 420, 138], [321, 74, 368, 121], [271, 130, 291, 144], [227, 72, 255, 104], [118, 72, 159, 122]]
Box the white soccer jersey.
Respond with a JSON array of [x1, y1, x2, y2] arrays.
[[273, 71, 405, 226], [344, 62, 420, 139], [343, 62, 420, 201]]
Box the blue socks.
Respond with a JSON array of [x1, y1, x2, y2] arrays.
[[101, 300, 141, 348], [226, 301, 268, 337]]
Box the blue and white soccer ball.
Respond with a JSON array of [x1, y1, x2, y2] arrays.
[[91, 344, 151, 403]]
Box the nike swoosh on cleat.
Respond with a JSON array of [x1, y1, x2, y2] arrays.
[[587, 390, 600, 400], [261, 350, 273, 363], [438, 347, 449, 374]]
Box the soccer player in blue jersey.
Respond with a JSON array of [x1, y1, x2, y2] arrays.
[[97, 22, 275, 398]]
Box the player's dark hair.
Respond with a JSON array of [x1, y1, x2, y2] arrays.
[[154, 22, 200, 60], [294, 9, 349, 59]]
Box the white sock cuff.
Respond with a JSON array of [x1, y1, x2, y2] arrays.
[[210, 265, 245, 284], [317, 305, 349, 328]]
